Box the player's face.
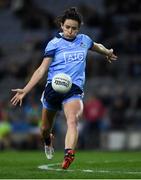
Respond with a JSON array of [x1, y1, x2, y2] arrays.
[[61, 19, 79, 39]]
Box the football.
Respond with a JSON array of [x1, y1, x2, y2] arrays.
[[52, 73, 72, 93]]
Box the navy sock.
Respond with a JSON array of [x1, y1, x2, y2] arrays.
[[44, 136, 51, 146]]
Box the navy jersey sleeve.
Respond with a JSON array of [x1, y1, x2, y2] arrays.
[[44, 40, 56, 58]]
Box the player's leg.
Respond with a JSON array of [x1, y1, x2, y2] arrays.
[[41, 108, 57, 159], [64, 99, 83, 149], [62, 99, 83, 169]]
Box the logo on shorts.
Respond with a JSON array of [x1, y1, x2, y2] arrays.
[[64, 51, 85, 63]]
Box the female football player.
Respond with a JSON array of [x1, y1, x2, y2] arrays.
[[11, 7, 117, 169]]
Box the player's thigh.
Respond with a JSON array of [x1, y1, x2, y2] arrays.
[[63, 99, 83, 121], [41, 108, 57, 128]]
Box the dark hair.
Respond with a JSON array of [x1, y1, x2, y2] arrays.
[[56, 7, 83, 27]]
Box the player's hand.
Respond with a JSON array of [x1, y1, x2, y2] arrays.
[[106, 49, 118, 63], [11, 89, 26, 106]]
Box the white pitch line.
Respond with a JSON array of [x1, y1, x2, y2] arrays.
[[38, 163, 94, 173], [38, 163, 141, 174]]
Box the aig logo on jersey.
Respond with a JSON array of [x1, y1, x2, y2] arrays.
[[64, 51, 85, 63]]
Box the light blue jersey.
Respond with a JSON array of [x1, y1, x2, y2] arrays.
[[44, 33, 93, 90]]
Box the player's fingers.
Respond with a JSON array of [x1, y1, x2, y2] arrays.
[[11, 93, 19, 102], [111, 56, 117, 61], [112, 54, 118, 58], [11, 96, 17, 103], [11, 89, 19, 92], [106, 56, 112, 63], [11, 98, 19, 106], [11, 94, 20, 104], [108, 54, 117, 61], [106, 56, 111, 63], [11, 89, 23, 93], [20, 99, 22, 106]]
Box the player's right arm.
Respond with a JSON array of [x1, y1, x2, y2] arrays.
[[11, 57, 52, 106]]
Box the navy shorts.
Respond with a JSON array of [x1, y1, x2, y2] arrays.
[[41, 83, 83, 111]]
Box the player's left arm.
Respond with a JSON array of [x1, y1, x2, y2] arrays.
[[91, 42, 118, 63]]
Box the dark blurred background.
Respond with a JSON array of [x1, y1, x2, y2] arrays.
[[0, 0, 141, 151]]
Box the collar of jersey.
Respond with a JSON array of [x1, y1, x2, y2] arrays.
[[55, 32, 76, 42]]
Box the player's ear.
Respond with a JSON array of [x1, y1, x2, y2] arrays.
[[61, 23, 64, 30]]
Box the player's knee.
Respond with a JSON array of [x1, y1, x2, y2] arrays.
[[67, 118, 78, 128]]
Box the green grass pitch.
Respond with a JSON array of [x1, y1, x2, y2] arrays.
[[0, 150, 141, 179]]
